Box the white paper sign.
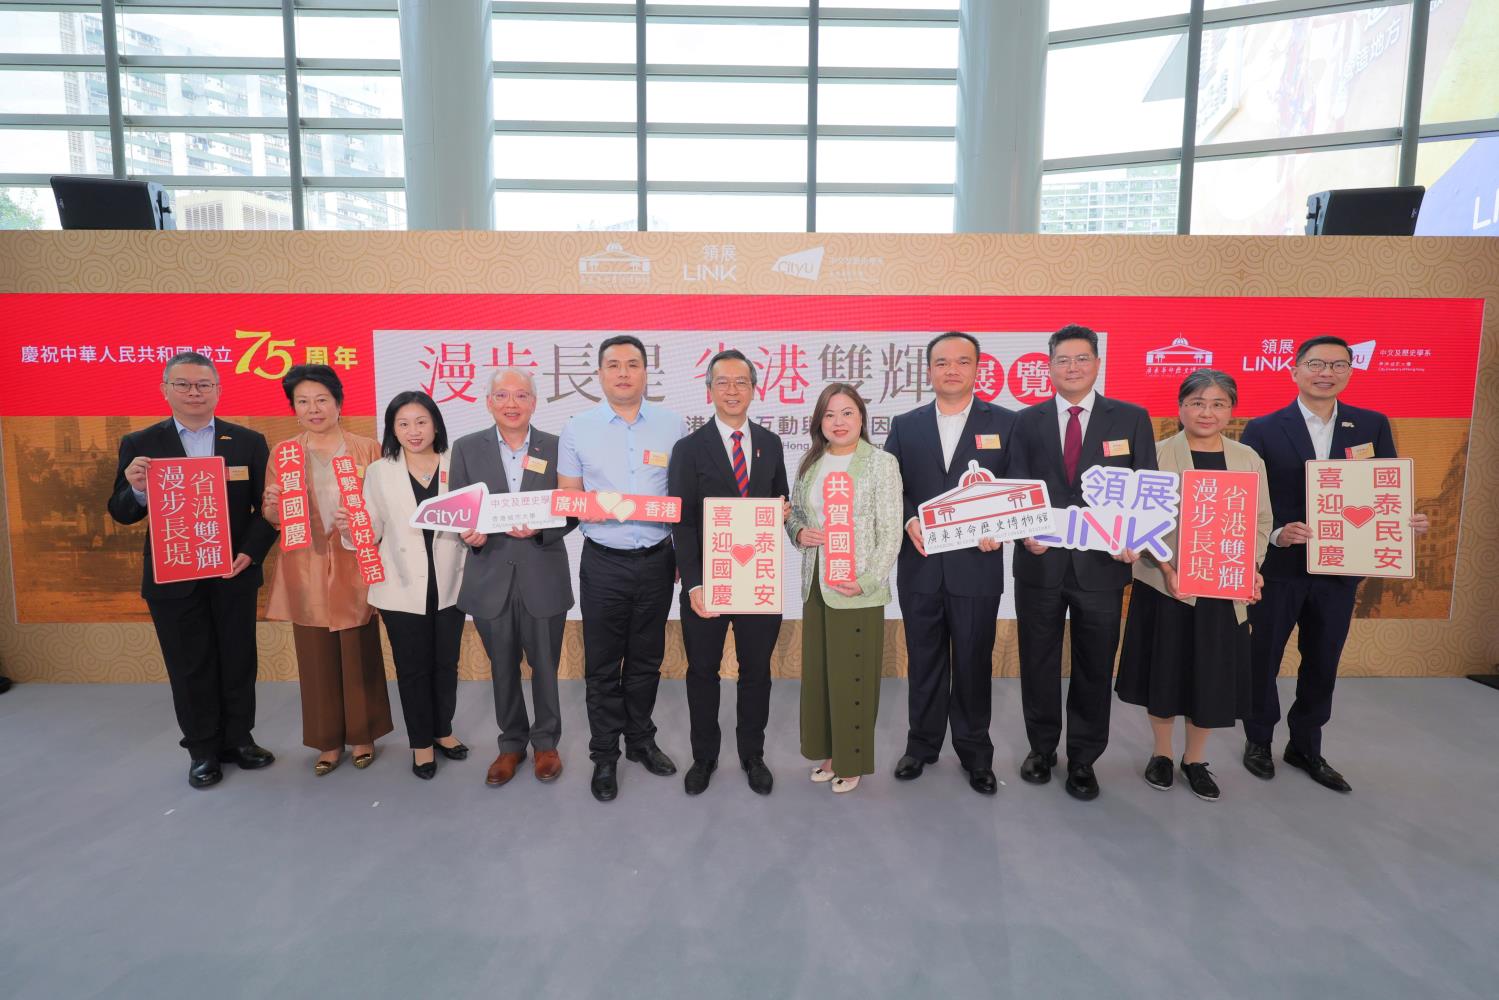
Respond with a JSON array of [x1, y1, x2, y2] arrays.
[[409, 483, 565, 534], [917, 461, 1054, 554]]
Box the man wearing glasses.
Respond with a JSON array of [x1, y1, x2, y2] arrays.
[[1239, 336, 1428, 792], [668, 349, 789, 797], [450, 368, 577, 789], [1009, 325, 1157, 802], [108, 352, 278, 789]]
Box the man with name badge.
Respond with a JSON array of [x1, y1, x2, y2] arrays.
[[669, 349, 790, 797], [450, 368, 577, 789], [1239, 335, 1428, 793], [884, 331, 1017, 795], [108, 351, 278, 789], [1010, 325, 1157, 802], [558, 335, 689, 802]]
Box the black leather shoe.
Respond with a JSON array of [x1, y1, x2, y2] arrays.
[[412, 754, 436, 780], [591, 761, 619, 802], [742, 756, 773, 796], [1242, 739, 1275, 780], [1283, 744, 1351, 793], [218, 744, 275, 769], [435, 740, 469, 761], [1144, 755, 1174, 790], [189, 757, 222, 789], [625, 742, 677, 776], [1180, 759, 1220, 801], [1020, 750, 1057, 785], [965, 767, 998, 795], [684, 759, 717, 795], [893, 755, 926, 780], [1064, 763, 1100, 801]]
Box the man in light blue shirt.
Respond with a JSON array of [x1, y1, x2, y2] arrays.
[[558, 335, 688, 801]]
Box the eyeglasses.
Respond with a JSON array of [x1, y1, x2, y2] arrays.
[[164, 380, 219, 394], [710, 378, 753, 391], [1183, 399, 1232, 413], [1049, 354, 1096, 369], [489, 391, 534, 404], [1299, 359, 1352, 374]]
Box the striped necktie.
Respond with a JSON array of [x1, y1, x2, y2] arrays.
[[730, 430, 750, 497]]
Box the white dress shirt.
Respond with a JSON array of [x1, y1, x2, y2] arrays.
[[716, 415, 752, 479], [1270, 399, 1340, 547], [935, 398, 974, 472], [1055, 389, 1097, 449]]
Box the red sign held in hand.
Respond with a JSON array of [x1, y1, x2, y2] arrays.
[[822, 471, 856, 587], [273, 439, 311, 551], [1174, 469, 1261, 601], [147, 456, 234, 585], [332, 455, 384, 585]]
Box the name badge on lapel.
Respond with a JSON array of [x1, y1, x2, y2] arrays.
[[226, 465, 250, 481], [1344, 442, 1375, 460], [643, 450, 669, 468], [975, 433, 1002, 450], [1102, 439, 1130, 458], [525, 455, 548, 475]]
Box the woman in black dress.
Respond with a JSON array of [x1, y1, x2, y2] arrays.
[[1116, 369, 1272, 800]]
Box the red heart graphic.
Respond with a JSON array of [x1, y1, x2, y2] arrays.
[[1343, 505, 1375, 528], [730, 543, 756, 566]]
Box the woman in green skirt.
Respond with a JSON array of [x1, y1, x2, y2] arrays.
[[787, 382, 902, 793]]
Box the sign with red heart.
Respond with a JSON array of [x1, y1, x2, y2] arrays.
[[1305, 458, 1415, 579], [702, 497, 783, 614]]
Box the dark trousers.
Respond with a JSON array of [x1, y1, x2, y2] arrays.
[[899, 590, 1000, 770], [1015, 567, 1124, 767], [680, 593, 781, 763], [381, 605, 464, 750], [473, 591, 565, 754], [579, 540, 675, 762], [146, 574, 260, 758], [1243, 575, 1359, 758]]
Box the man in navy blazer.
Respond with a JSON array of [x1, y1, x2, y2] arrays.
[[1009, 325, 1158, 802], [1239, 335, 1427, 792], [884, 332, 1016, 795]]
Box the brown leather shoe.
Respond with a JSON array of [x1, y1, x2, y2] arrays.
[[486, 751, 525, 787], [534, 749, 563, 783]]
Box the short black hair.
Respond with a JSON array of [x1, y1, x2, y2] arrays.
[[1048, 324, 1099, 358], [706, 348, 757, 388], [1294, 335, 1352, 364], [925, 331, 980, 365], [162, 351, 218, 381], [1178, 368, 1238, 407], [282, 364, 344, 408], [381, 390, 448, 459], [598, 334, 648, 367]]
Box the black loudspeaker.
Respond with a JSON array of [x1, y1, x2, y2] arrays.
[[50, 176, 175, 230], [1305, 186, 1425, 235]]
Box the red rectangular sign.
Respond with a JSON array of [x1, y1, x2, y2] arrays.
[[332, 455, 384, 585], [147, 456, 234, 585], [1174, 469, 1261, 601], [550, 489, 682, 523], [822, 471, 855, 587], [272, 439, 312, 552]]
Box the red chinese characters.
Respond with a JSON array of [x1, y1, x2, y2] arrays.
[[703, 497, 783, 613], [273, 439, 311, 552], [1305, 458, 1414, 579], [147, 456, 234, 585], [1174, 470, 1260, 601], [822, 472, 856, 587], [331, 455, 384, 585]]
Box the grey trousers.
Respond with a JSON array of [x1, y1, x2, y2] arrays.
[[473, 591, 565, 753]]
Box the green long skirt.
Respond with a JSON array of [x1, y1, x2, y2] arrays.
[[800, 571, 884, 778]]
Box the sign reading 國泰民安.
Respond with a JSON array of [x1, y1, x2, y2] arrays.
[[702, 497, 783, 614], [1305, 458, 1415, 579]]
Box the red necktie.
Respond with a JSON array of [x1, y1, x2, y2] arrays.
[[1063, 405, 1084, 483], [731, 430, 750, 497]]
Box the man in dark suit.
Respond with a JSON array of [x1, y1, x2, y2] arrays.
[[451, 368, 577, 788], [1239, 335, 1428, 792], [884, 331, 1016, 795], [108, 351, 278, 789], [1010, 325, 1158, 801], [669, 349, 790, 797]]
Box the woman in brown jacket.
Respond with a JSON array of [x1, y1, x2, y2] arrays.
[[264, 364, 392, 774]]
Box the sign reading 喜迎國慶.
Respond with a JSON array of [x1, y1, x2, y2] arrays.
[[1305, 458, 1415, 579], [702, 497, 783, 614]]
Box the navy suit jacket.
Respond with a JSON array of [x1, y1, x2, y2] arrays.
[[1238, 399, 1397, 582], [884, 398, 1017, 597], [1008, 394, 1158, 591]]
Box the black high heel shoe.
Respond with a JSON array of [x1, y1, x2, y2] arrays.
[[412, 752, 436, 780], [435, 739, 469, 761]]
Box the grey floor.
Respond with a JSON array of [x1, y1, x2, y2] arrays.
[[1, 678, 1497, 1000]]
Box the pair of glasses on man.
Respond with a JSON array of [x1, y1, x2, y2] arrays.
[[1299, 359, 1353, 373], [164, 380, 219, 393]]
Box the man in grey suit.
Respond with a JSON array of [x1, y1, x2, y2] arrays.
[[451, 368, 577, 787]]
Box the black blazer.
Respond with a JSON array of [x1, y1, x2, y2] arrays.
[[669, 418, 790, 594], [107, 417, 278, 600], [1009, 394, 1158, 591], [1239, 399, 1397, 582], [884, 398, 1018, 597]]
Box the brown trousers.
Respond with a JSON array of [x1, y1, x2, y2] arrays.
[[293, 619, 393, 751]]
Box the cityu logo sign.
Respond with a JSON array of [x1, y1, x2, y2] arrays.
[[412, 483, 483, 530], [771, 246, 825, 281]]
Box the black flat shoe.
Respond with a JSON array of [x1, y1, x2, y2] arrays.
[[591, 761, 619, 802], [1144, 755, 1174, 790], [1283, 744, 1351, 793], [188, 757, 222, 789], [742, 756, 773, 796], [684, 759, 717, 796], [1064, 763, 1100, 802], [218, 744, 275, 769], [412, 753, 436, 780], [1180, 759, 1220, 801], [625, 741, 677, 776], [435, 740, 469, 761], [1020, 750, 1057, 785], [965, 767, 998, 796], [1242, 739, 1275, 780], [893, 755, 926, 780]]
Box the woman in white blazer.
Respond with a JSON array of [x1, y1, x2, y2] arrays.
[[353, 391, 469, 779]]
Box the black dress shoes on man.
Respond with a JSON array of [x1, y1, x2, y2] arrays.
[[684, 759, 717, 795], [1283, 744, 1352, 793], [742, 756, 773, 796], [625, 741, 677, 776], [1064, 763, 1100, 801], [591, 761, 619, 802], [1242, 739, 1275, 780], [188, 757, 223, 789], [218, 744, 275, 769], [893, 755, 926, 780], [1020, 750, 1057, 785], [965, 767, 999, 796]]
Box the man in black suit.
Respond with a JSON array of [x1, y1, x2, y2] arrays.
[[885, 331, 1016, 795], [108, 351, 278, 789], [1010, 325, 1158, 801], [669, 349, 790, 796], [1239, 335, 1428, 793]]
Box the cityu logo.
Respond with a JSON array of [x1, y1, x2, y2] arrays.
[[412, 483, 484, 530], [1348, 339, 1376, 371], [772, 246, 824, 281]]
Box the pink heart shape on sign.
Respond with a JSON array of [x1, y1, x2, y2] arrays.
[[730, 543, 756, 566], [1343, 505, 1375, 529]]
